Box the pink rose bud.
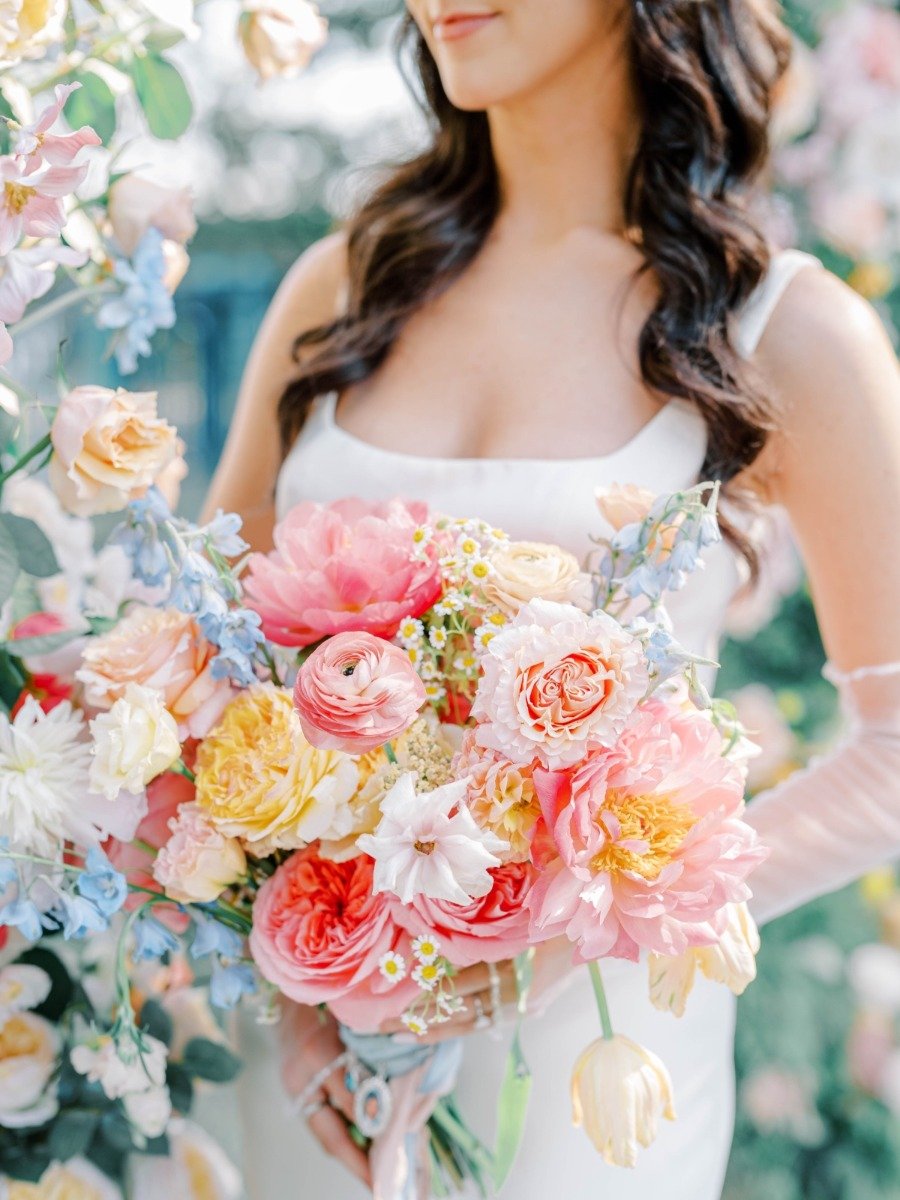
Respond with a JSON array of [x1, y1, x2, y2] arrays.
[[293, 631, 426, 754]]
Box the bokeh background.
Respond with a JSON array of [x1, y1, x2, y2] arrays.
[[13, 0, 900, 1195]]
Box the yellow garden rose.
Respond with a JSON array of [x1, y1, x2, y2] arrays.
[[194, 685, 359, 853], [482, 540, 585, 615]]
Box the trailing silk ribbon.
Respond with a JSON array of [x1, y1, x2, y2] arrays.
[[339, 1028, 464, 1200]]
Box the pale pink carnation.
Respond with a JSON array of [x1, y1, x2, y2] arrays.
[[392, 862, 534, 968], [244, 498, 442, 647], [249, 848, 416, 1031], [77, 605, 233, 739], [154, 803, 247, 904], [293, 631, 425, 753], [527, 696, 767, 962], [454, 728, 540, 863], [471, 598, 648, 770]]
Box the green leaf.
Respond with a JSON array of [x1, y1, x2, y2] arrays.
[[129, 53, 193, 140], [3, 630, 82, 658], [100, 1106, 135, 1153], [139, 998, 173, 1048], [15, 946, 75, 1022], [49, 1109, 100, 1160], [63, 68, 117, 146], [8, 573, 41, 627], [179, 1037, 242, 1083], [0, 648, 26, 711], [492, 1027, 533, 1191], [0, 514, 60, 578], [166, 1062, 194, 1114], [0, 518, 20, 607]]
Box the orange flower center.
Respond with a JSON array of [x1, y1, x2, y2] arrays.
[[591, 791, 695, 881], [0, 1016, 43, 1061], [414, 840, 436, 855], [4, 182, 33, 214]]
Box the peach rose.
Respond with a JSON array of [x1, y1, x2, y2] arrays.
[[49, 385, 179, 516], [293, 631, 426, 754], [482, 540, 587, 616], [153, 803, 247, 904], [76, 605, 233, 739], [471, 598, 649, 770], [594, 482, 657, 531], [107, 175, 197, 257], [238, 0, 328, 83]]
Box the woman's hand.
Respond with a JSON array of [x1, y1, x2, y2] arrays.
[[279, 1000, 372, 1189]]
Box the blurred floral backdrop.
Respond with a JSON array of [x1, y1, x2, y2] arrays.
[[2, 0, 900, 1196]]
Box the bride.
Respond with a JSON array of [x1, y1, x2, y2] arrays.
[[203, 1, 900, 1196]]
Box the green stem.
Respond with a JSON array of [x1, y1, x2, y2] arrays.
[[384, 741, 397, 765], [171, 760, 195, 783], [0, 432, 52, 485], [588, 961, 615, 1041], [10, 283, 116, 336]]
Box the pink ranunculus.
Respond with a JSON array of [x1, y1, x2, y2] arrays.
[[249, 848, 417, 1031], [393, 862, 535, 969], [293, 631, 425, 753], [527, 697, 767, 963], [471, 598, 649, 771], [76, 605, 234, 739], [153, 803, 247, 904], [244, 498, 442, 648]]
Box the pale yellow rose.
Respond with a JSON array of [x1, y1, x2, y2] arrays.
[[194, 685, 359, 852], [49, 386, 179, 517], [482, 540, 586, 615], [89, 682, 182, 800], [648, 902, 760, 1018], [6, 1158, 121, 1200], [594, 482, 657, 531], [0, 0, 66, 68], [107, 175, 197, 258], [0, 1011, 60, 1128], [237, 0, 327, 82], [571, 1034, 676, 1167]]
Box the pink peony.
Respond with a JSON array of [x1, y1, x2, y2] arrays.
[[293, 631, 425, 753], [77, 605, 233, 739], [392, 862, 535, 968], [527, 697, 767, 963], [471, 598, 649, 770], [249, 848, 416, 1030], [244, 498, 442, 647], [153, 803, 247, 904]]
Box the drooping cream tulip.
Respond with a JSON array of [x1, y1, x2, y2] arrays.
[[648, 902, 761, 1017], [571, 1034, 676, 1168]]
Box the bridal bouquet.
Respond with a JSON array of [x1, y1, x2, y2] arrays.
[[0, 375, 766, 1195]]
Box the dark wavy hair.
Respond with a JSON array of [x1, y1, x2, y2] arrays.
[[278, 1, 793, 566]]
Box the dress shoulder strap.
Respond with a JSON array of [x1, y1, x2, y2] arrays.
[[732, 248, 823, 359]]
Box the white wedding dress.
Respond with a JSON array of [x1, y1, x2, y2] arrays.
[[232, 249, 821, 1200]]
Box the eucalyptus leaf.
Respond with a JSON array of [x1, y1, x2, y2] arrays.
[[62, 68, 117, 146], [129, 53, 193, 140], [0, 513, 59, 578], [0, 649, 25, 711], [0, 629, 81, 658], [139, 998, 173, 1047], [166, 1062, 194, 1115], [180, 1037, 241, 1083], [0, 519, 20, 607], [49, 1109, 100, 1161]]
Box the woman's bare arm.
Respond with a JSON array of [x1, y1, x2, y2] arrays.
[[200, 229, 348, 551]]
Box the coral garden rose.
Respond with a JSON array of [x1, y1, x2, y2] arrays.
[[293, 631, 426, 753], [471, 598, 649, 770], [482, 540, 586, 616], [527, 697, 766, 962], [453, 728, 540, 863], [244, 498, 442, 648], [49, 385, 179, 516], [77, 605, 233, 740], [153, 803, 247, 904], [249, 847, 416, 1030], [393, 862, 534, 968], [194, 685, 358, 853]]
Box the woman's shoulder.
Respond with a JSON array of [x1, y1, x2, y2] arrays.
[[276, 228, 350, 330]]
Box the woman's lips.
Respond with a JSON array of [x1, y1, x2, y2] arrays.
[[433, 12, 498, 42]]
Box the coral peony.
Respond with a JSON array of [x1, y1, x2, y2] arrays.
[[194, 685, 358, 853], [392, 862, 534, 968], [244, 497, 442, 647], [527, 697, 766, 962], [77, 605, 233, 740], [249, 847, 415, 1030], [293, 631, 425, 753], [471, 598, 648, 770], [49, 385, 179, 516], [153, 803, 247, 904]]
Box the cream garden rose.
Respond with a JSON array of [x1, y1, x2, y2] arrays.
[[0, 1010, 60, 1128], [89, 683, 182, 800], [482, 540, 587, 615], [237, 0, 327, 82], [49, 385, 179, 516], [5, 1158, 122, 1200]]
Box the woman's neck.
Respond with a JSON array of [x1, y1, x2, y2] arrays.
[[486, 23, 639, 244]]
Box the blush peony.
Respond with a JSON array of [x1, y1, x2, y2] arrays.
[[77, 605, 233, 740], [293, 631, 425, 753], [527, 697, 767, 963], [471, 598, 649, 770], [249, 848, 415, 1030], [243, 498, 442, 647]]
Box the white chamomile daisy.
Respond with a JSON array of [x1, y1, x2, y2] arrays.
[[412, 525, 433, 548], [459, 536, 479, 559], [428, 626, 448, 651], [397, 617, 425, 647], [466, 558, 492, 585], [401, 1012, 428, 1036], [443, 591, 466, 612], [484, 610, 508, 628], [419, 659, 440, 682], [474, 627, 497, 651], [424, 682, 447, 702], [378, 951, 408, 985], [412, 935, 441, 964], [406, 645, 423, 667], [453, 651, 478, 674], [412, 960, 446, 991]]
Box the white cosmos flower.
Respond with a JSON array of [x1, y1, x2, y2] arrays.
[[0, 698, 145, 857], [70, 1033, 168, 1100], [357, 772, 507, 905], [89, 682, 181, 800]]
